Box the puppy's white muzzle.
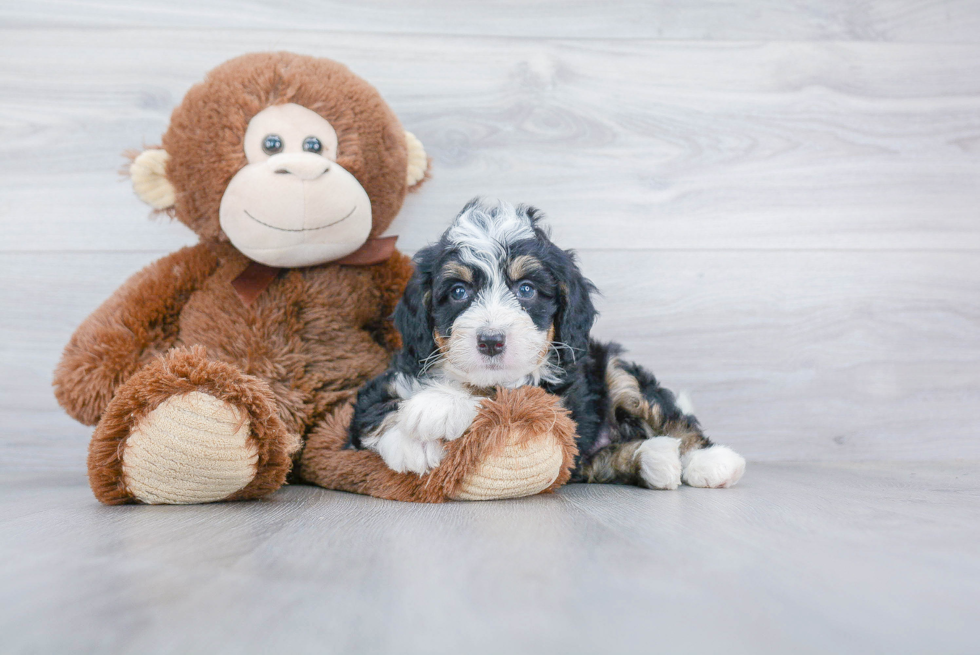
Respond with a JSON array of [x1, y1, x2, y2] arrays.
[[445, 283, 549, 387]]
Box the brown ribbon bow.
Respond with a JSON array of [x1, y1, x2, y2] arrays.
[[231, 235, 398, 305]]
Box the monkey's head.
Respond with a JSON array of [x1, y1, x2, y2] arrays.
[[130, 52, 428, 267]]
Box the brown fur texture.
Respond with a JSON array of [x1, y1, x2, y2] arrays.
[[53, 244, 219, 426], [297, 386, 578, 503], [54, 53, 419, 504]]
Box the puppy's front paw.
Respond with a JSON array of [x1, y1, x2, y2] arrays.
[[440, 396, 483, 441], [637, 437, 682, 490], [374, 426, 445, 475], [681, 445, 745, 488], [400, 390, 482, 442]]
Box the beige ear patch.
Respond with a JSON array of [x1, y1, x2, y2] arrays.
[[130, 149, 176, 210], [404, 131, 428, 188]]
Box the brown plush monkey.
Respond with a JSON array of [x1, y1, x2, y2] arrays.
[[55, 52, 576, 505]]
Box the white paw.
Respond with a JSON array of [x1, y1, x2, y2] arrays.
[[681, 445, 746, 488], [373, 426, 445, 475], [399, 388, 481, 442], [637, 437, 682, 490]]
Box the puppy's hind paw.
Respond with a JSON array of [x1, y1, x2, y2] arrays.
[[681, 445, 745, 488], [637, 437, 682, 490]]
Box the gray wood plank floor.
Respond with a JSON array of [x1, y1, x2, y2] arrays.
[[2, 463, 978, 654]]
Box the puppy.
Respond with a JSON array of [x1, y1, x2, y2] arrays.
[[349, 199, 745, 490]]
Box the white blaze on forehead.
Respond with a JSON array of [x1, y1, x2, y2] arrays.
[[475, 281, 524, 321], [446, 200, 536, 281]]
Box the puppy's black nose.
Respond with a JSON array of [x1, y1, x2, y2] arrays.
[[477, 332, 506, 358]]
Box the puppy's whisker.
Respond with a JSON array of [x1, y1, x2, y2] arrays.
[[550, 340, 578, 364], [419, 358, 444, 377], [418, 351, 446, 376]]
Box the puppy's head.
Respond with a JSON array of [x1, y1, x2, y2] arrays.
[[394, 199, 597, 387]]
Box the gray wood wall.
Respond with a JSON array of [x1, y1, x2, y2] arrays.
[[2, 1, 979, 473]]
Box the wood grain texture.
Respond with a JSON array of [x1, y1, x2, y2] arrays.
[[2, 30, 980, 253], [3, 1, 980, 42], [1, 463, 978, 654]]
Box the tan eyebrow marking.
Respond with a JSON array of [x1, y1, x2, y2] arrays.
[[433, 330, 448, 354], [441, 261, 473, 283], [508, 254, 542, 281]]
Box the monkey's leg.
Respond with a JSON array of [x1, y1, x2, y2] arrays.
[[297, 387, 578, 502], [88, 346, 299, 504], [297, 402, 447, 502]]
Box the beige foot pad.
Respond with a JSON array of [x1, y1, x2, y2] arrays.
[[453, 433, 565, 501], [122, 391, 258, 504]]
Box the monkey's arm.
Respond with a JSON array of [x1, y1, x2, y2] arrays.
[[53, 243, 219, 425], [367, 250, 414, 353]]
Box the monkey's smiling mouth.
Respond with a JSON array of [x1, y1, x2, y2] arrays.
[[243, 206, 356, 232]]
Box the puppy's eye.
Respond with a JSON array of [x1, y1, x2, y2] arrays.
[[302, 136, 322, 154], [516, 281, 536, 299], [262, 134, 283, 155], [449, 284, 470, 301]]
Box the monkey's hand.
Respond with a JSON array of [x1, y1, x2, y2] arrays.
[[53, 244, 218, 425]]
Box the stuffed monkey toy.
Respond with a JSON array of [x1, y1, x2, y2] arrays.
[[55, 52, 576, 504]]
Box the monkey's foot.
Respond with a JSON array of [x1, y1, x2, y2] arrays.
[[452, 430, 566, 500], [88, 346, 298, 505], [121, 391, 257, 504], [448, 386, 580, 501]]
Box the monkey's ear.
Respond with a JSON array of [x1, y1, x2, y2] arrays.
[[130, 149, 176, 210], [404, 131, 429, 190]]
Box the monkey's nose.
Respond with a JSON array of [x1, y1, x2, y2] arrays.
[[269, 153, 331, 180], [477, 332, 506, 358]]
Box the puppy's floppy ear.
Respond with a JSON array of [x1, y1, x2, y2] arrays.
[[553, 248, 598, 366], [393, 246, 437, 375]]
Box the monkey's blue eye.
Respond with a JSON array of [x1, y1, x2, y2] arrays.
[[262, 134, 283, 154], [302, 136, 322, 154], [516, 282, 536, 299], [449, 284, 469, 301]]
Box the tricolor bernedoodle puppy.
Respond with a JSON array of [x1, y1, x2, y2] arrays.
[[348, 200, 746, 490]]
